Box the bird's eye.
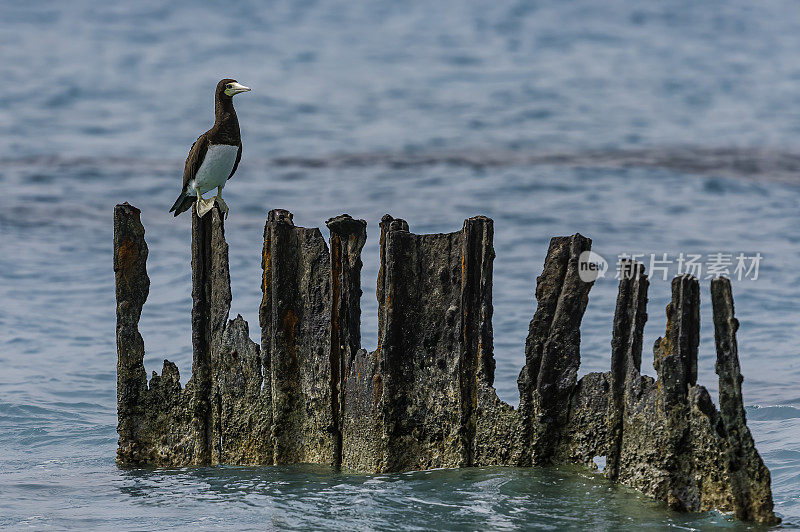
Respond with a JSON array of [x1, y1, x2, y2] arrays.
[[226, 84, 232, 89]]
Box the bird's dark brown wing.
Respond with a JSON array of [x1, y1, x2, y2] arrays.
[[181, 133, 210, 191], [227, 143, 242, 180]]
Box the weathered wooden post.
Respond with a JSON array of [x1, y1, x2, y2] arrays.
[[341, 214, 499, 472], [114, 203, 150, 464], [191, 206, 267, 466], [115, 202, 196, 466], [654, 274, 700, 407], [189, 205, 230, 463], [326, 214, 368, 466], [711, 277, 777, 523], [259, 209, 367, 466], [115, 203, 259, 466], [606, 260, 649, 481], [516, 234, 594, 465], [260, 209, 334, 464]]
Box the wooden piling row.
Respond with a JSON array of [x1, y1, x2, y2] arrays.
[[114, 203, 778, 524]]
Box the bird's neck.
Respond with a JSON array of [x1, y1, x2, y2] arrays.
[[213, 97, 240, 142], [214, 97, 237, 126]]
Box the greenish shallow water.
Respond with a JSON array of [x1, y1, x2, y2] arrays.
[[0, 461, 771, 530]]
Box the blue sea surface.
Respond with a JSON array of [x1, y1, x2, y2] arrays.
[[1, 1, 799, 529]]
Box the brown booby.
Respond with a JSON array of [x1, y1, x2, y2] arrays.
[[169, 78, 251, 218]]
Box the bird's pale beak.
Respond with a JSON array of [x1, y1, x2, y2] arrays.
[[227, 82, 251, 95]]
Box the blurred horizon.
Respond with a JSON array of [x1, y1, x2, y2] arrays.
[[3, 1, 800, 162]]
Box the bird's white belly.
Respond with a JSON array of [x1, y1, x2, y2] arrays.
[[191, 144, 238, 194]]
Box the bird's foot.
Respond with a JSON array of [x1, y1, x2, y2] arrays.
[[216, 196, 229, 219], [196, 196, 216, 218]]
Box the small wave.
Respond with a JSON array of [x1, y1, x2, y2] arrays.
[[747, 405, 800, 421]]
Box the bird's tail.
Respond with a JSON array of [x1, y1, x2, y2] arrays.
[[169, 192, 195, 217]]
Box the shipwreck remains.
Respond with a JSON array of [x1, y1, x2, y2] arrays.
[[114, 202, 778, 524]]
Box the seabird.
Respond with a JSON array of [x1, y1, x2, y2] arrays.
[[169, 78, 251, 218]]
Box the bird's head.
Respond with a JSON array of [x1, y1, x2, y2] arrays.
[[217, 78, 251, 99]]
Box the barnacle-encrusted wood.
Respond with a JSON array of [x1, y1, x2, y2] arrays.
[[114, 203, 778, 524]]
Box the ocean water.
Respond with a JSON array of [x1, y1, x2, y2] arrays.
[[1, 0, 799, 529]]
